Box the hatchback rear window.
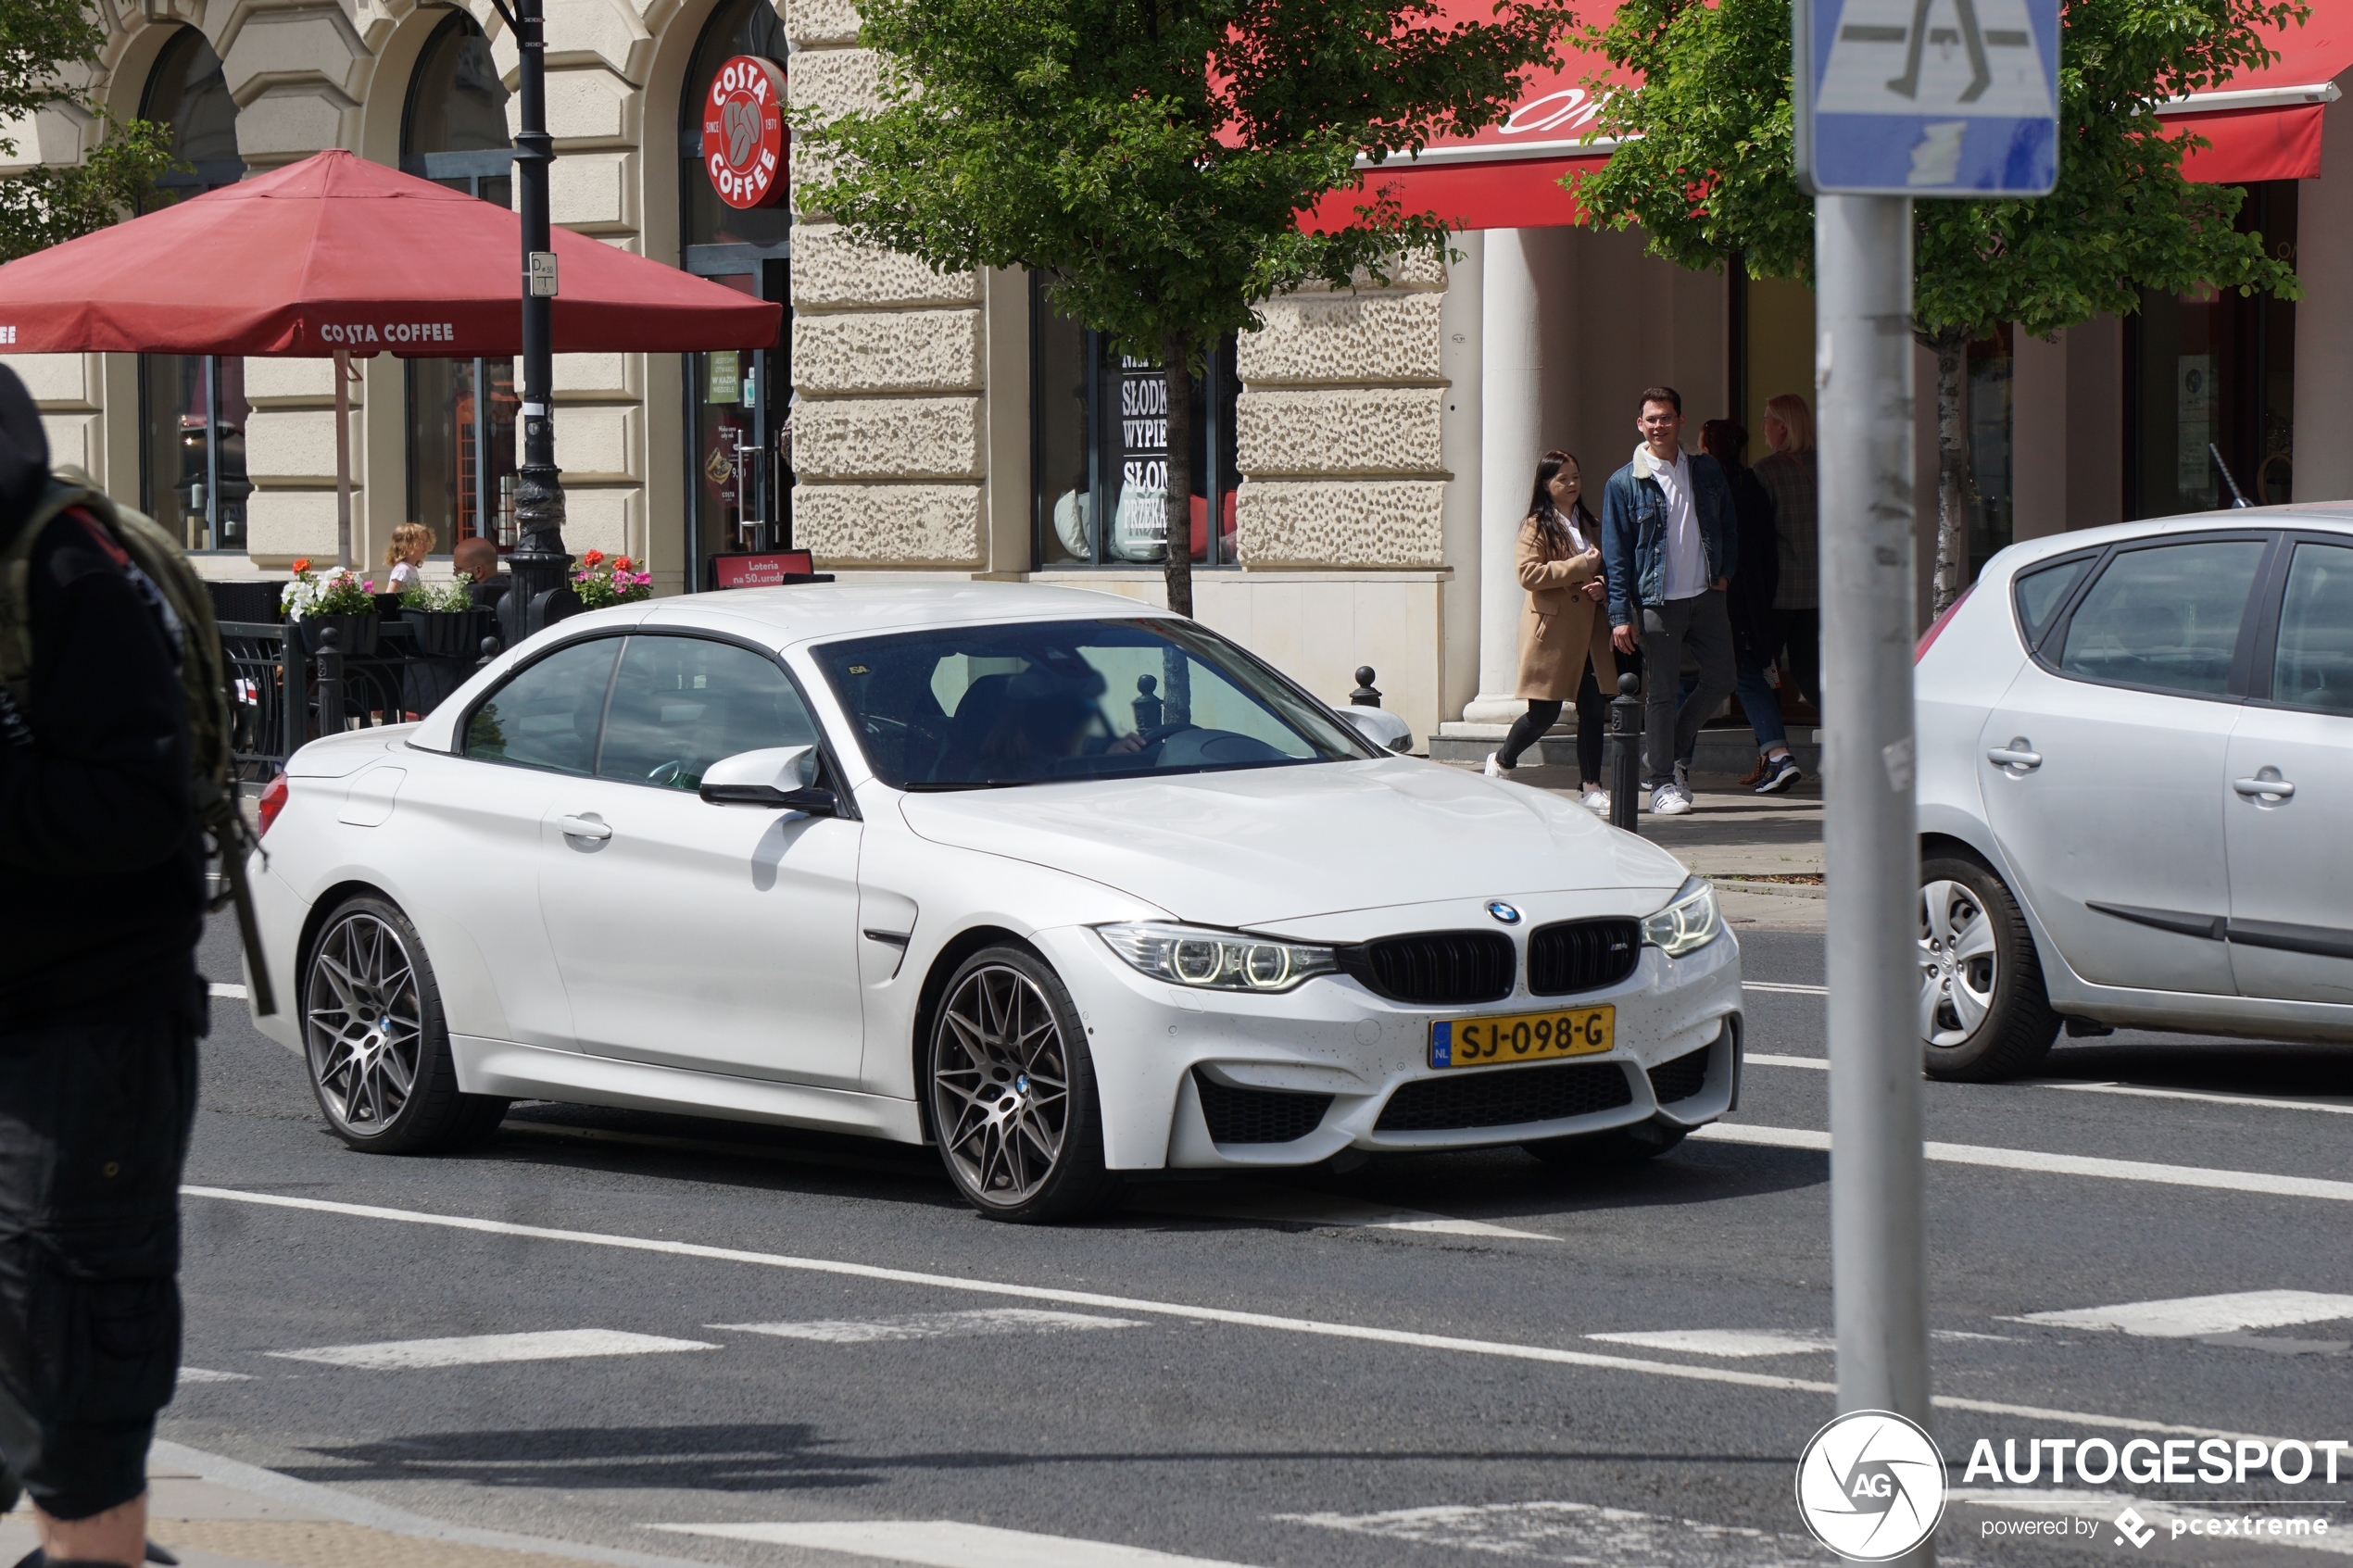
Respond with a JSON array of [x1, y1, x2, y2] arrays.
[[2056, 540, 2265, 697], [2012, 556, 2091, 649]]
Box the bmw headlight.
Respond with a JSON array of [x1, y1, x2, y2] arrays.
[[1096, 922, 1338, 993], [1642, 877, 1722, 958]]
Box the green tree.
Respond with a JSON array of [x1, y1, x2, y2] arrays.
[[800, 0, 1570, 616], [2, 0, 175, 263], [1574, 0, 2304, 612]]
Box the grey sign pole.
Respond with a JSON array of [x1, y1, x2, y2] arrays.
[[1815, 192, 1932, 1465]]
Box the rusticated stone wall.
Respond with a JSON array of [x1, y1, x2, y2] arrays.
[[1235, 254, 1452, 569], [786, 1, 988, 567]]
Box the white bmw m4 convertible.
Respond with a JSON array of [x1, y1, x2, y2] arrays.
[[245, 583, 1743, 1222]]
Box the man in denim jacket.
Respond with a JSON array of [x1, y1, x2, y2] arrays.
[[1601, 385, 1739, 815]]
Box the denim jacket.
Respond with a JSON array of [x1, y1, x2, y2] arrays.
[[1600, 445, 1739, 629]]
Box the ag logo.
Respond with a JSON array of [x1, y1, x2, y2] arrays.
[[1794, 1410, 1946, 1562], [701, 55, 788, 209]]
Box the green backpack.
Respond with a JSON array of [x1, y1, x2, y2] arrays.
[[0, 467, 275, 1015]]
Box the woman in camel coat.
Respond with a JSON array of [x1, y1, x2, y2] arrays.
[[1484, 450, 1617, 813]]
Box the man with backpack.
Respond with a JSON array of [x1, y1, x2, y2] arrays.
[[0, 365, 229, 1568]]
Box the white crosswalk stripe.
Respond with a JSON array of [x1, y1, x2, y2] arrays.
[[654, 1521, 1258, 1566], [2008, 1290, 2353, 1338], [1742, 982, 1828, 996], [712, 1308, 1140, 1343], [1584, 1329, 1833, 1359], [175, 1366, 251, 1384], [269, 1329, 719, 1370], [1278, 1500, 1824, 1567]]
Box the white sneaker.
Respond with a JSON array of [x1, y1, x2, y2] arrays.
[[1649, 784, 1692, 816], [1579, 787, 1611, 816], [1483, 752, 1512, 779]]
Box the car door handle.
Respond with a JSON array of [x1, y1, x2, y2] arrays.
[[557, 814, 612, 840], [2233, 775, 2296, 801], [1986, 741, 2042, 771]]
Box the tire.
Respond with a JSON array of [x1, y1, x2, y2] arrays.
[[1524, 1120, 1688, 1169], [925, 946, 1120, 1223], [303, 894, 510, 1153], [1919, 856, 2060, 1082]]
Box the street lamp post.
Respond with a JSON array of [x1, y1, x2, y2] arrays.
[[499, 0, 573, 643]]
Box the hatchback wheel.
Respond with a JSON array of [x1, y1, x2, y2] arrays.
[[1919, 857, 2059, 1082], [925, 947, 1118, 1223], [304, 895, 508, 1152]]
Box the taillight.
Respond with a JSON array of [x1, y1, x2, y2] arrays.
[[1915, 585, 1974, 663], [258, 772, 290, 837]]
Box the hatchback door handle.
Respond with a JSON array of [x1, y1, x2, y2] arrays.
[[2233, 773, 2296, 801], [557, 813, 612, 840], [1987, 741, 2042, 771]]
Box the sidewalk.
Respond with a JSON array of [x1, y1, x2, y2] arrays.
[[1, 1442, 713, 1568], [1457, 760, 1827, 933]]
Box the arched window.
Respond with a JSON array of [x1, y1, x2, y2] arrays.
[[402, 13, 517, 556], [138, 27, 247, 551], [679, 0, 791, 588]]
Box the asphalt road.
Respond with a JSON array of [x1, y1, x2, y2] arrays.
[[165, 909, 2353, 1568]]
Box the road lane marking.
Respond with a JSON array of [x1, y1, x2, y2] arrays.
[[1743, 982, 1829, 996], [1751, 1056, 2353, 1115], [714, 1308, 1141, 1343], [654, 1521, 1257, 1566], [1952, 1491, 2353, 1559], [1134, 1183, 1556, 1240], [1585, 1329, 1833, 1358], [2007, 1290, 2353, 1338], [1278, 1500, 1823, 1567], [1750, 1053, 1830, 1070], [179, 1185, 2284, 1441], [208, 982, 247, 999], [175, 1366, 251, 1384], [1692, 1123, 2353, 1202], [267, 1329, 719, 1370]]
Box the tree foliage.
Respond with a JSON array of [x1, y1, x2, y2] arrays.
[[800, 0, 1571, 612], [1574, 0, 2306, 607], [1, 0, 175, 264]]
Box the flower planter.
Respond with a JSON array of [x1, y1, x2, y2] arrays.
[[402, 607, 494, 659], [293, 612, 380, 657]]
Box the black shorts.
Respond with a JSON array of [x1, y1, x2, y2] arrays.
[[0, 1001, 202, 1520]]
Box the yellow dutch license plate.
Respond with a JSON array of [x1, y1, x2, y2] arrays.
[[1430, 1006, 1614, 1069]]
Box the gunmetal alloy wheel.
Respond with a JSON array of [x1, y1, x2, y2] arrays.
[[1917, 856, 2060, 1083], [303, 895, 508, 1153], [925, 947, 1115, 1223], [1919, 877, 1998, 1048], [307, 910, 424, 1137]]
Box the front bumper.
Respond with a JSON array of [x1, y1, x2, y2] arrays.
[[1033, 904, 1742, 1171]]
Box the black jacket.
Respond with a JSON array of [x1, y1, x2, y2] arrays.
[[1725, 464, 1782, 664], [0, 507, 204, 1031]]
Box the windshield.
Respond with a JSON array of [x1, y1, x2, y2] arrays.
[[815, 618, 1373, 789]]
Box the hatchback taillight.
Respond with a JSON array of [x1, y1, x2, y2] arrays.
[[1915, 585, 1974, 663], [258, 772, 289, 837]]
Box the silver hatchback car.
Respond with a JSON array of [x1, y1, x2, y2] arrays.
[[1913, 505, 2353, 1080]]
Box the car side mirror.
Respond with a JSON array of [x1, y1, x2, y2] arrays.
[[1336, 705, 1414, 755], [698, 745, 837, 815]]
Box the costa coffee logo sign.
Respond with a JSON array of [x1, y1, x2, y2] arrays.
[[702, 55, 788, 209]]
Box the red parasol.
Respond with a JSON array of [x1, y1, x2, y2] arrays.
[[0, 150, 782, 563]]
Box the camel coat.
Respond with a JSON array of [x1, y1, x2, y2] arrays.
[[1513, 515, 1618, 701]]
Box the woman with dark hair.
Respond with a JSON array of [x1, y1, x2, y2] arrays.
[[1485, 450, 1617, 813]]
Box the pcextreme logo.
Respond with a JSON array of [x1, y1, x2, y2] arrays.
[[1795, 1410, 1948, 1562]]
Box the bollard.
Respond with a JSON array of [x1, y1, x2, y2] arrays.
[[314, 624, 344, 735], [1350, 666, 1382, 707], [1606, 670, 1642, 833], [478, 633, 502, 671]]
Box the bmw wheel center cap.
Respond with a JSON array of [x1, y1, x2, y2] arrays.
[[1487, 901, 1522, 924]]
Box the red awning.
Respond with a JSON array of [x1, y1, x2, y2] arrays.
[[0, 149, 781, 357], [1311, 0, 2353, 230]]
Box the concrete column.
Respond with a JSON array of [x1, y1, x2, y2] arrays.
[[2010, 327, 2068, 542], [1466, 229, 1545, 722], [1439, 231, 1485, 725], [2295, 82, 2353, 504]]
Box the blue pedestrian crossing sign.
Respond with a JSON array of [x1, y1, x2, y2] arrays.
[[1794, 0, 2059, 196]]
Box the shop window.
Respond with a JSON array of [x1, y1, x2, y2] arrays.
[[679, 0, 791, 589], [402, 14, 518, 557], [138, 28, 248, 552], [1032, 280, 1239, 569], [2127, 182, 2297, 519]]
